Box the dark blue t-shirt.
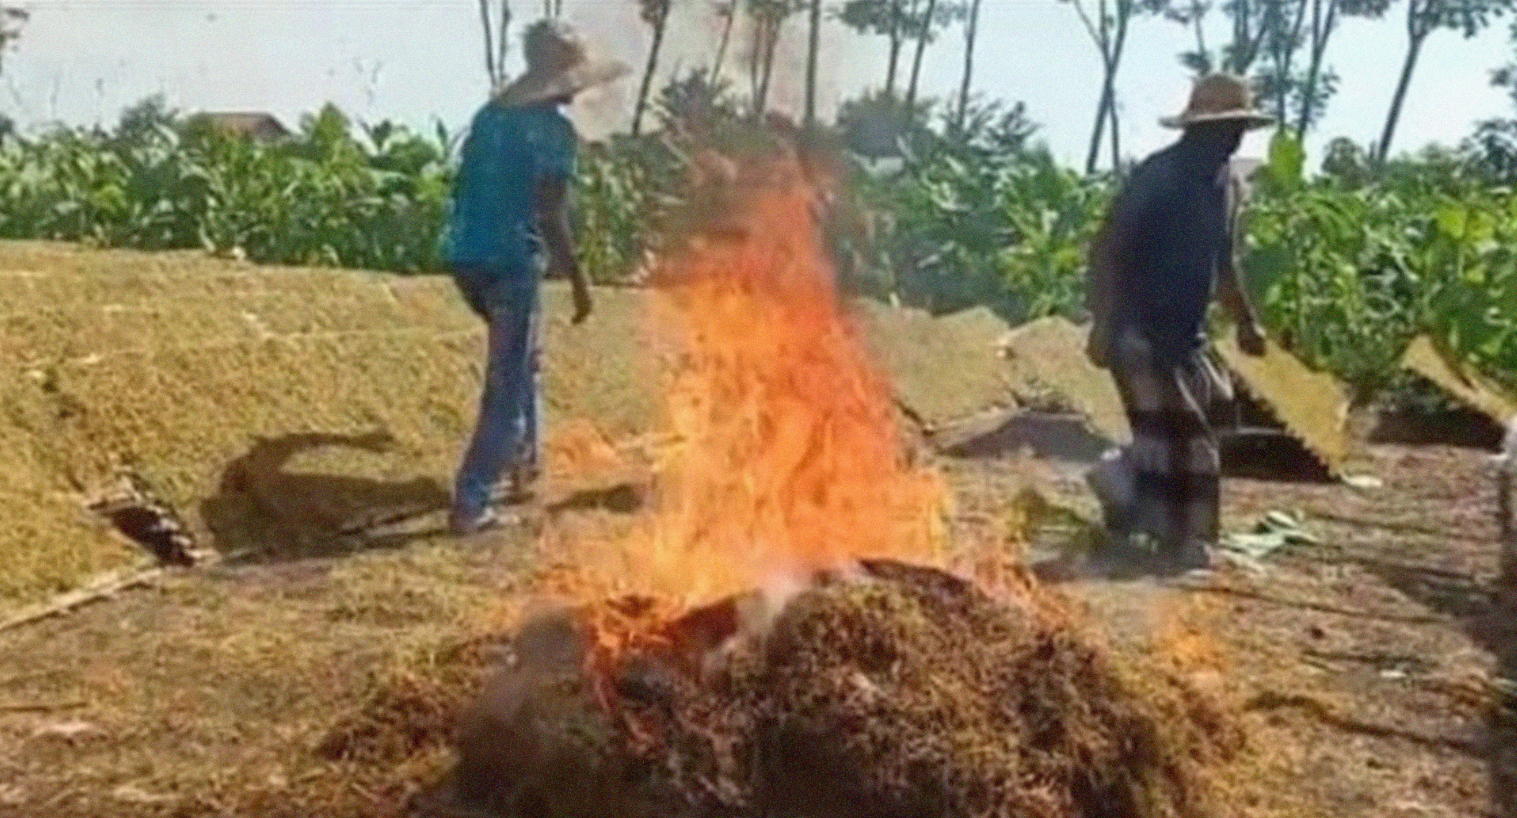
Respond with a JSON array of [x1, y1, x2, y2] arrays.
[[1104, 141, 1233, 364]]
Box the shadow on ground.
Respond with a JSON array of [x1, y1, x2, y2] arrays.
[[935, 411, 1113, 463], [1356, 551, 1516, 817], [934, 406, 1336, 486], [1488, 588, 1517, 818], [1370, 406, 1505, 450], [200, 431, 450, 562]]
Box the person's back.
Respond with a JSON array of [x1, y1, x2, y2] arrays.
[[1103, 140, 1232, 366], [447, 102, 576, 275]]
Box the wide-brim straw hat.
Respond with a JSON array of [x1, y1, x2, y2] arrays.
[[1159, 73, 1274, 130], [496, 20, 631, 107]]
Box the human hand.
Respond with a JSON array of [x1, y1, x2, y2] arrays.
[[1238, 321, 1267, 356], [1086, 326, 1113, 369], [571, 283, 592, 324]]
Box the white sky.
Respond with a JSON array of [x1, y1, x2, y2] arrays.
[[1, 0, 1512, 169]]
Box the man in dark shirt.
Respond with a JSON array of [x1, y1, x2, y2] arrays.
[[1085, 74, 1270, 576]]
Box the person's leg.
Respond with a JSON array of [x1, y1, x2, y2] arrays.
[[452, 278, 537, 531], [494, 292, 542, 501], [1107, 327, 1174, 571], [450, 263, 492, 321], [1085, 446, 1134, 538], [517, 295, 542, 488], [1158, 357, 1221, 573]]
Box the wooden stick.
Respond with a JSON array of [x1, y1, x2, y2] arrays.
[[0, 699, 85, 713], [0, 565, 164, 634]]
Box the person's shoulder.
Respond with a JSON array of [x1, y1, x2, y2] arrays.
[[541, 106, 578, 142], [1127, 144, 1181, 190]]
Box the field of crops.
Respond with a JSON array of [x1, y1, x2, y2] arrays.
[[0, 94, 1511, 402]]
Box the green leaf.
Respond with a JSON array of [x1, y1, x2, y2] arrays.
[[1434, 205, 1467, 241], [1267, 130, 1305, 191]]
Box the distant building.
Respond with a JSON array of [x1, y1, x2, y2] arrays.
[[190, 112, 291, 142]]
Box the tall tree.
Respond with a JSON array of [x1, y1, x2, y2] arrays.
[[901, 0, 965, 118], [632, 0, 676, 135], [838, 0, 911, 96], [887, 0, 909, 95], [1294, 0, 1340, 134], [1067, 0, 1157, 174], [1258, 0, 1311, 126], [477, 0, 511, 89], [838, 0, 957, 98], [710, 0, 739, 82], [0, 4, 26, 77], [1173, 0, 1274, 74], [955, 0, 984, 130], [1375, 0, 1511, 164], [747, 0, 806, 117], [903, 0, 940, 115], [805, 0, 823, 125], [1288, 0, 1387, 137]]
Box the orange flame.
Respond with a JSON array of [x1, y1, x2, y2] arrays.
[[545, 155, 946, 625]]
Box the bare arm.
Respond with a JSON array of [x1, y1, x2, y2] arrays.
[[1085, 184, 1140, 367], [1217, 178, 1260, 328], [536, 174, 591, 322], [1086, 211, 1121, 328], [1218, 181, 1265, 353], [1217, 255, 1259, 329]]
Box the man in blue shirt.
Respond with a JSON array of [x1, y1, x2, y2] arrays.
[[444, 20, 628, 535], [1084, 74, 1270, 576]]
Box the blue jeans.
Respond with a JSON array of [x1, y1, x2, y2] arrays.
[[450, 262, 540, 523]]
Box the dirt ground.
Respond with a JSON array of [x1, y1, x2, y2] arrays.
[[0, 431, 1508, 817], [0, 242, 1511, 818], [942, 435, 1508, 818]]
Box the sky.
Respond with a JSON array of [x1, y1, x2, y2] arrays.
[[0, 0, 1513, 170]]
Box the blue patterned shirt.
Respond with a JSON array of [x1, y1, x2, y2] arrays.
[[444, 101, 577, 275]]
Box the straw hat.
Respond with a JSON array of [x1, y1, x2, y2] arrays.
[[1159, 73, 1274, 130], [496, 20, 630, 107]]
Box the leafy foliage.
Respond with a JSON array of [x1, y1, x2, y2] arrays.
[[1244, 131, 1517, 395], [0, 90, 1511, 398]]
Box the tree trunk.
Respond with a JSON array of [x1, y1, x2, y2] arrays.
[[1376, 27, 1426, 166], [1110, 93, 1122, 169], [1085, 72, 1112, 176], [1106, 7, 1130, 173], [1294, 0, 1336, 139], [1228, 0, 1266, 73], [478, 0, 498, 87], [955, 0, 982, 130], [903, 0, 938, 120], [755, 17, 782, 117], [1274, 0, 1309, 125], [631, 0, 672, 136], [885, 0, 908, 96], [805, 0, 822, 126], [711, 2, 737, 82], [1108, 89, 1122, 171], [498, 0, 511, 78]]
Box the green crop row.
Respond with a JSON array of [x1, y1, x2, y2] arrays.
[[0, 95, 1510, 397]]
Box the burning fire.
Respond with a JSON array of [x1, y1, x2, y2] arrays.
[[541, 153, 947, 662]]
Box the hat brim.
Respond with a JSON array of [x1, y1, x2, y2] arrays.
[[497, 59, 631, 106], [1160, 110, 1275, 129]]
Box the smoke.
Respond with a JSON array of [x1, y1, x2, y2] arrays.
[[558, 0, 869, 139]]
